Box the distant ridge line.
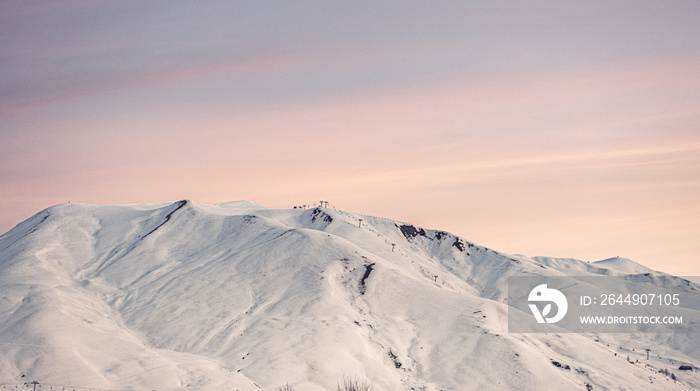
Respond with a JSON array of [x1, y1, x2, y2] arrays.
[[330, 208, 411, 226]]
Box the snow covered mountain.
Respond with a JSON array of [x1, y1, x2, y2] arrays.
[[0, 200, 698, 390]]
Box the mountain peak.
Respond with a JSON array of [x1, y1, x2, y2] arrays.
[[592, 256, 657, 275]]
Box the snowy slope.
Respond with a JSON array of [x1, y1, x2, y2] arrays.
[[0, 201, 698, 390]]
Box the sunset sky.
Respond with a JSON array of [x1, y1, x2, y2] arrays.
[[1, 1, 699, 277]]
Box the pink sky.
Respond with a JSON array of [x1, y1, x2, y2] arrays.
[[1, 1, 699, 277]]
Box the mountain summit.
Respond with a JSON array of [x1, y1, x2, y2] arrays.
[[0, 201, 697, 390]]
